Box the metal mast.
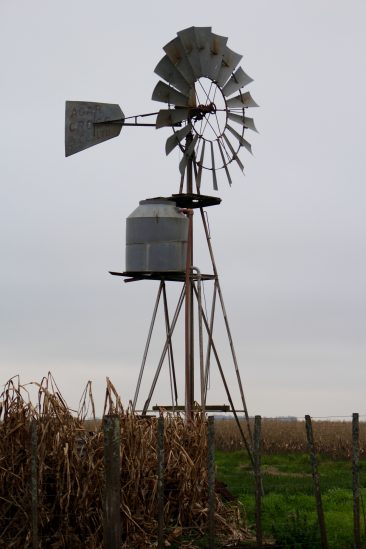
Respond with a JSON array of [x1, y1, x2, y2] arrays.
[[184, 133, 194, 419]]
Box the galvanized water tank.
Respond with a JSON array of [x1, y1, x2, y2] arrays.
[[126, 198, 188, 272]]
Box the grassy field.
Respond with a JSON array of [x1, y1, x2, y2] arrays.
[[216, 449, 366, 548]]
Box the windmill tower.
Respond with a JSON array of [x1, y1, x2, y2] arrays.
[[65, 27, 258, 454]]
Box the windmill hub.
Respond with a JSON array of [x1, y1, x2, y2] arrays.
[[190, 101, 216, 121], [189, 77, 227, 144]]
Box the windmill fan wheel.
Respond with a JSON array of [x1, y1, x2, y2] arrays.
[[152, 26, 258, 190]]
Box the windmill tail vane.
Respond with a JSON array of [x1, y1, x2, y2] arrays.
[[65, 26, 258, 192]]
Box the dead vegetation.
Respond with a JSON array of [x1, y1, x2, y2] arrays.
[[215, 417, 366, 457], [0, 374, 250, 548]]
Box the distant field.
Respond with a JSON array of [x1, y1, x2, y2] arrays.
[[214, 418, 366, 457]]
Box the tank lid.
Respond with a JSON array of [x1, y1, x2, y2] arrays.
[[139, 197, 176, 206]]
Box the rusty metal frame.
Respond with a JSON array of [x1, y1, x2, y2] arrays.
[[162, 282, 178, 408], [199, 206, 252, 441], [132, 282, 164, 410], [141, 286, 185, 415], [128, 131, 253, 462]]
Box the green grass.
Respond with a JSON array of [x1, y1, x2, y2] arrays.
[[216, 450, 366, 548]]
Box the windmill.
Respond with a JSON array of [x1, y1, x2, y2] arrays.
[[65, 27, 258, 455]]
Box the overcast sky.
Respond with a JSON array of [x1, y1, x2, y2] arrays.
[[1, 0, 365, 418]]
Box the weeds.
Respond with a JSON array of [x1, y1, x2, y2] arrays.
[[272, 510, 320, 548]]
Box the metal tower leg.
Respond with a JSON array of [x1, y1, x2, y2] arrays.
[[203, 281, 218, 403], [192, 283, 253, 464], [142, 286, 185, 415], [132, 282, 164, 410], [162, 282, 178, 408], [199, 207, 253, 443], [191, 268, 205, 413]]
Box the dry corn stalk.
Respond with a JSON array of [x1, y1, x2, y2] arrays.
[[0, 374, 250, 548]]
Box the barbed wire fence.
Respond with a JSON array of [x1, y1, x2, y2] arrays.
[[252, 412, 364, 549]]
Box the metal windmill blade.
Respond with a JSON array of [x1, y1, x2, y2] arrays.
[[163, 36, 196, 85], [156, 108, 190, 129], [177, 26, 212, 80], [154, 55, 192, 96], [226, 123, 253, 154], [218, 139, 233, 186], [227, 112, 258, 133], [216, 46, 242, 87], [222, 67, 253, 98], [166, 123, 193, 155], [151, 81, 191, 107], [179, 134, 199, 175], [226, 91, 259, 109], [202, 32, 228, 81]]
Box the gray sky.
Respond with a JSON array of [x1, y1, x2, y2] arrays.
[[1, 0, 365, 418]]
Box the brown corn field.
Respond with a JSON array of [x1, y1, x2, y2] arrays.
[[215, 417, 366, 458], [0, 374, 249, 548]]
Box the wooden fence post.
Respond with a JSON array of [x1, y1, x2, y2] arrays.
[[207, 416, 215, 549], [31, 419, 38, 549], [352, 413, 361, 549], [305, 415, 328, 549], [103, 415, 121, 549], [157, 416, 165, 549], [254, 415, 262, 548]]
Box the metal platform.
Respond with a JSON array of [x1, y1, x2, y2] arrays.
[[170, 193, 221, 209], [109, 271, 216, 282], [151, 404, 230, 412]]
